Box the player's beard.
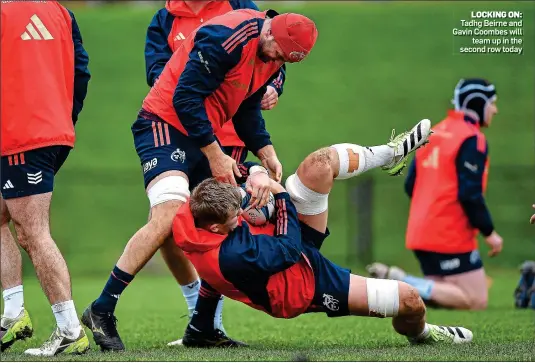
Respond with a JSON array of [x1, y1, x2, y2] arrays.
[[257, 38, 270, 62]]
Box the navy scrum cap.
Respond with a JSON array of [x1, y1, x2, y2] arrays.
[[452, 78, 497, 124]]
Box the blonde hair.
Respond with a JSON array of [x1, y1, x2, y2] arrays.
[[190, 178, 242, 226]]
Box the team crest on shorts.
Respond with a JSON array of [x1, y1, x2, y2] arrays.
[[322, 293, 339, 311], [171, 148, 186, 163]]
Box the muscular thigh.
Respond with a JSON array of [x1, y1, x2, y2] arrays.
[[443, 268, 488, 299], [5, 193, 52, 241]]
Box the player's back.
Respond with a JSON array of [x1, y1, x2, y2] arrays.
[[1, 1, 76, 155], [406, 111, 487, 253]]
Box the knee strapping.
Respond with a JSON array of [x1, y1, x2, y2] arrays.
[[147, 176, 190, 208], [366, 278, 400, 318], [285, 174, 328, 216]]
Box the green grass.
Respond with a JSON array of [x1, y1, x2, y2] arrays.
[[2, 272, 534, 361]]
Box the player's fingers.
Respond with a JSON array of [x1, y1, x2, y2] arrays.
[[256, 188, 268, 208], [232, 162, 242, 178], [226, 172, 237, 187]]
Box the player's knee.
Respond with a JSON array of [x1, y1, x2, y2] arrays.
[[147, 200, 184, 242], [468, 294, 488, 310], [298, 148, 336, 189], [366, 278, 402, 318], [398, 282, 426, 317]]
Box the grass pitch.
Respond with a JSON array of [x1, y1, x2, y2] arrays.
[[2, 270, 534, 361]]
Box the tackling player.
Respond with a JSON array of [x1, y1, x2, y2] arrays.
[[144, 0, 286, 341], [368, 78, 502, 311], [82, 9, 317, 351], [173, 119, 472, 346], [0, 1, 91, 356]]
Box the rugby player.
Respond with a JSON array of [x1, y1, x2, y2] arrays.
[[82, 9, 317, 350], [144, 0, 286, 340], [1, 1, 90, 356], [368, 79, 502, 311], [173, 119, 472, 345]]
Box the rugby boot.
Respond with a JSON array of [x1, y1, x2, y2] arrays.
[[1, 308, 33, 352], [81, 304, 124, 351], [179, 324, 248, 348], [24, 326, 89, 356], [409, 324, 473, 344], [382, 119, 433, 176]]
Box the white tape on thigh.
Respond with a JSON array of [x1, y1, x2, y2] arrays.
[[285, 174, 328, 216], [366, 278, 400, 318], [147, 176, 190, 208]]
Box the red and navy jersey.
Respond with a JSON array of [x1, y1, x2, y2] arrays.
[[404, 111, 493, 253], [173, 192, 316, 319], [1, 2, 90, 155], [142, 9, 283, 154], [144, 1, 286, 95]]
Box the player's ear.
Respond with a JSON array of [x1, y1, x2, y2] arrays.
[[208, 224, 219, 233]]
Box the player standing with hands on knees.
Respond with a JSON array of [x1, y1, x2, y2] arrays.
[[82, 9, 317, 351], [368, 78, 503, 311]]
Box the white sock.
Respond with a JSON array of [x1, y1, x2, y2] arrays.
[[214, 296, 225, 332], [181, 279, 200, 318], [2, 285, 24, 319], [416, 323, 431, 340], [332, 144, 394, 180], [51, 300, 81, 338]]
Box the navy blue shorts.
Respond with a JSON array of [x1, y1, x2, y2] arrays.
[[1, 146, 71, 199], [414, 249, 483, 276], [132, 110, 215, 190], [300, 222, 351, 317], [222, 146, 248, 164]]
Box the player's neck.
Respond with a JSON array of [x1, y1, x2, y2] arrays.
[[184, 1, 211, 15]]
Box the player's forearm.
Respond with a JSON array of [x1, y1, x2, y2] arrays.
[[200, 141, 225, 160], [256, 145, 277, 162], [460, 197, 495, 237]]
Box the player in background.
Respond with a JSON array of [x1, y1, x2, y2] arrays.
[[368, 79, 502, 311], [174, 119, 472, 346], [82, 9, 317, 351], [144, 0, 286, 341], [530, 205, 535, 224], [0, 1, 91, 356]]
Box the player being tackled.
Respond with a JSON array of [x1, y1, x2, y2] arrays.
[[172, 119, 473, 346]]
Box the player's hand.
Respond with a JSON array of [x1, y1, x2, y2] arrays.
[[268, 178, 286, 195], [208, 152, 242, 186], [484, 231, 503, 257], [261, 155, 283, 183], [261, 86, 279, 110], [530, 204, 535, 224], [246, 167, 271, 209]]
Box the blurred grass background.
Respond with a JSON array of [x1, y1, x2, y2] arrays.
[[24, 1, 533, 279]]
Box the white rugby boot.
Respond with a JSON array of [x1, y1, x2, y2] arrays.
[[410, 323, 473, 344], [24, 326, 89, 356], [382, 119, 433, 176]]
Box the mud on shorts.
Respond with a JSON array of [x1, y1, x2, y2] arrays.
[[413, 249, 483, 276], [1, 146, 71, 199], [300, 222, 351, 317]]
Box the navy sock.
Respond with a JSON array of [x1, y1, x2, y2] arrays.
[[190, 280, 221, 332], [93, 265, 134, 314]]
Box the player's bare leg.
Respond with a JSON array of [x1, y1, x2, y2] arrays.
[[5, 193, 88, 356], [286, 119, 432, 234], [346, 275, 472, 343], [367, 263, 488, 310], [82, 171, 187, 351], [1, 198, 34, 352]]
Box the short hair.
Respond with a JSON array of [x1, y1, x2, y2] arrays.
[[190, 178, 242, 226]]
